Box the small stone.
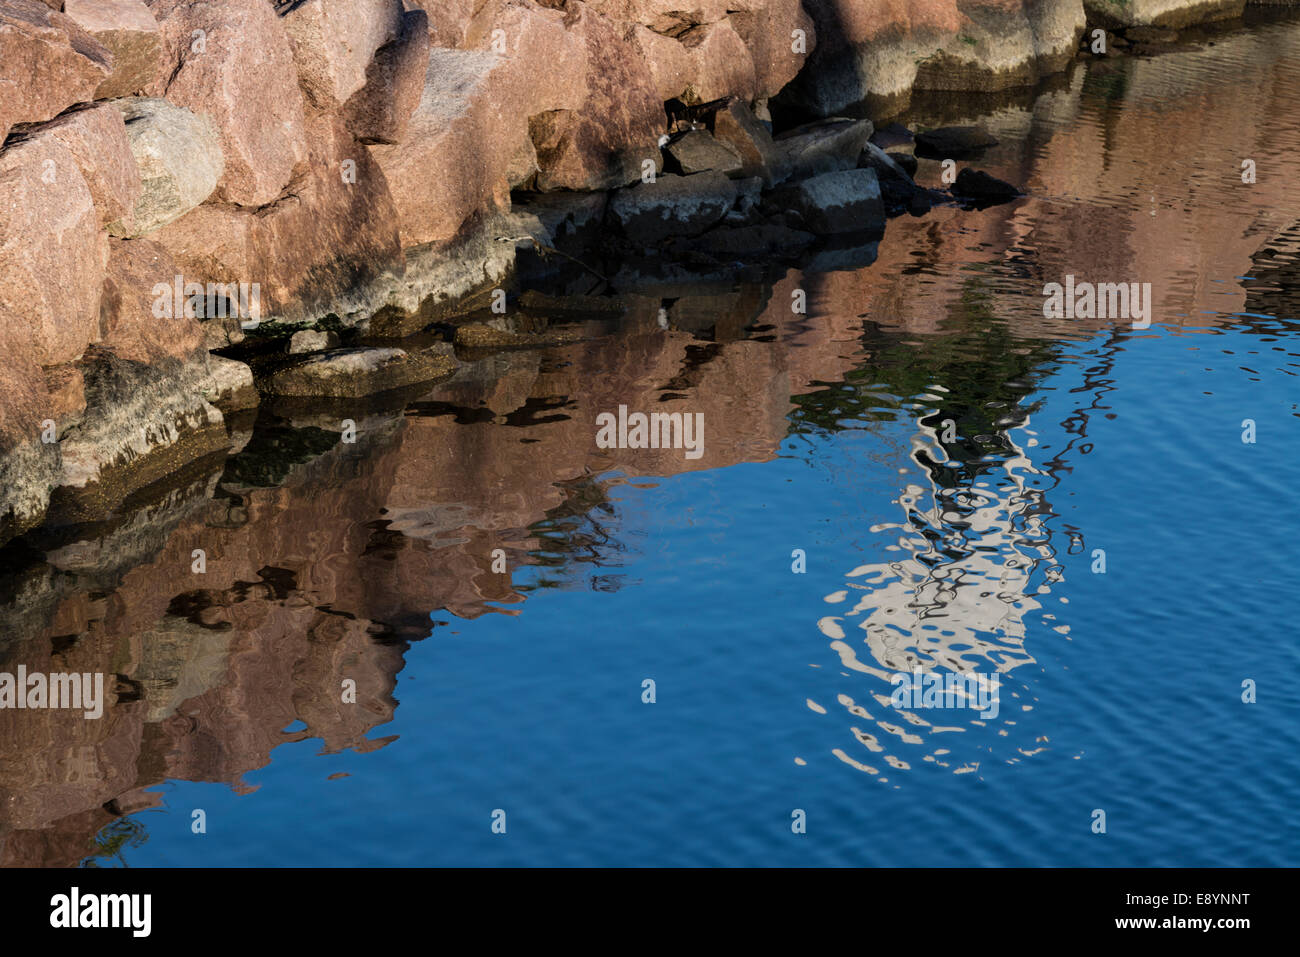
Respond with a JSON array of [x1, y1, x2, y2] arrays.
[[664, 130, 743, 176]]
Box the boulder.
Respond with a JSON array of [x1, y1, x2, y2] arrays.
[[152, 0, 307, 206], [631, 19, 757, 103], [528, 9, 664, 191], [914, 125, 999, 159], [263, 347, 457, 398], [0, 0, 112, 143], [40, 103, 141, 229], [728, 0, 816, 99], [608, 171, 738, 243], [108, 98, 223, 237], [0, 132, 107, 366], [98, 237, 206, 365], [152, 111, 403, 326], [665, 130, 743, 176], [275, 0, 404, 108], [770, 167, 885, 235], [774, 117, 873, 182], [61, 0, 163, 99], [369, 49, 521, 247], [342, 8, 430, 144]]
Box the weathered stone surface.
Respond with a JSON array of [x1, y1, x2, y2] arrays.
[[710, 96, 782, 184], [665, 130, 743, 175], [289, 329, 340, 354], [405, 0, 474, 48], [152, 112, 403, 326], [1086, 0, 1243, 29], [369, 48, 518, 247], [0, 133, 106, 366], [528, 9, 664, 191], [728, 0, 816, 99], [632, 19, 757, 103], [98, 237, 205, 366], [914, 125, 999, 158], [109, 98, 223, 237], [152, 0, 307, 207], [609, 171, 738, 243], [62, 0, 162, 99], [0, 0, 112, 143], [775, 117, 874, 182], [343, 8, 430, 144], [263, 347, 457, 398], [41, 103, 141, 229], [203, 354, 258, 413], [275, 0, 404, 107], [784, 0, 1084, 116], [771, 167, 885, 235]]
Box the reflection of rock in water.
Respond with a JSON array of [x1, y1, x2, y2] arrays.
[[817, 416, 1060, 779], [1245, 221, 1300, 322]]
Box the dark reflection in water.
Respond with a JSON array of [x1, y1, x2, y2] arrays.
[[2, 13, 1300, 865]]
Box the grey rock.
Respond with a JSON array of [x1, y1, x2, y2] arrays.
[[608, 171, 738, 243], [770, 168, 885, 235], [953, 167, 1021, 205], [888, 151, 918, 177], [774, 118, 873, 183], [288, 329, 341, 354], [108, 97, 224, 237]]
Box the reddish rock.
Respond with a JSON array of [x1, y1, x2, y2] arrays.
[[0, 0, 112, 143], [369, 48, 524, 247], [275, 0, 404, 108], [343, 8, 431, 144], [151, 0, 307, 207], [153, 112, 403, 324], [0, 132, 106, 367], [99, 237, 206, 366], [728, 0, 816, 99], [40, 103, 142, 229], [405, 0, 475, 48], [527, 8, 664, 191], [632, 19, 757, 103], [62, 0, 163, 99]]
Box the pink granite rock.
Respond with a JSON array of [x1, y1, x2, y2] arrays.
[[62, 0, 163, 99]]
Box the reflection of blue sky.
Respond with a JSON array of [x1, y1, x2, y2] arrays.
[[118, 319, 1300, 867]]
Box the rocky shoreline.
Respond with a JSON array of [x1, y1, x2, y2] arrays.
[[0, 0, 1295, 546]]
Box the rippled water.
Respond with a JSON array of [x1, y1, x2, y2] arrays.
[[2, 15, 1299, 867]]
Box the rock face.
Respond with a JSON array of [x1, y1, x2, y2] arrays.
[[1085, 0, 1244, 28], [665, 130, 743, 176], [61, 0, 163, 99], [0, 132, 107, 367], [151, 0, 307, 206], [109, 98, 223, 237], [775, 118, 874, 182], [40, 103, 142, 229], [0, 0, 112, 143], [343, 8, 431, 144], [276, 0, 404, 108], [782, 0, 1086, 116]]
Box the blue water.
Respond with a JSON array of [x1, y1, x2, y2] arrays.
[[109, 313, 1298, 866]]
